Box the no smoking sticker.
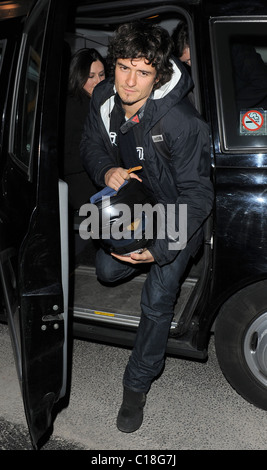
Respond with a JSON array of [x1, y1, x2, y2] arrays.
[[242, 110, 264, 132]]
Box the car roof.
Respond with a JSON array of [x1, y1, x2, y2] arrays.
[[74, 0, 267, 17]]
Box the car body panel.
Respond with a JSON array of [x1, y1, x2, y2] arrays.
[[0, 0, 68, 448]]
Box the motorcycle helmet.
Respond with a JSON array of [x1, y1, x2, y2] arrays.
[[90, 179, 158, 255]]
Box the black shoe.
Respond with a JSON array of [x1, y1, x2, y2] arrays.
[[116, 387, 146, 433]]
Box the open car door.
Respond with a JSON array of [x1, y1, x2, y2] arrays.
[[0, 0, 69, 449]]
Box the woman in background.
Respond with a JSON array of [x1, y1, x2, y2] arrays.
[[64, 48, 106, 210]]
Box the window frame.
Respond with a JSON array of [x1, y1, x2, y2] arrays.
[[210, 16, 267, 154], [8, 0, 50, 180], [0, 39, 7, 74]]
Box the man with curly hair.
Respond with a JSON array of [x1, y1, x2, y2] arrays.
[[81, 21, 213, 433]]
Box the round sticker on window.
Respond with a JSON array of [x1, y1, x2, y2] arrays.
[[242, 110, 264, 132]]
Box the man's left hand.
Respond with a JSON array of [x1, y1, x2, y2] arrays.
[[111, 248, 154, 264]]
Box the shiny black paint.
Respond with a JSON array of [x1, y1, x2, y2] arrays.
[[17, 2, 68, 447], [212, 168, 267, 294], [0, 0, 68, 448], [194, 0, 267, 344]]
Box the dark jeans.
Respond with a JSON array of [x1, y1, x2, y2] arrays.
[[95, 234, 201, 393]]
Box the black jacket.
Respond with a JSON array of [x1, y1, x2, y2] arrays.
[[64, 91, 98, 209], [80, 58, 214, 265]]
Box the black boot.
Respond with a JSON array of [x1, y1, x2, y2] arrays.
[[116, 387, 146, 433]]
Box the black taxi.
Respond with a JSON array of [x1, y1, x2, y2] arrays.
[[1, 0, 267, 448]]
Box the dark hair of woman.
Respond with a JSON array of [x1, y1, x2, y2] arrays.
[[68, 48, 106, 98], [107, 21, 173, 89]]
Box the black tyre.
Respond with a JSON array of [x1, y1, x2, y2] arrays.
[[215, 280, 267, 410]]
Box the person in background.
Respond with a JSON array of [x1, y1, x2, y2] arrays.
[[64, 48, 106, 210], [172, 20, 191, 66], [171, 20, 195, 105]]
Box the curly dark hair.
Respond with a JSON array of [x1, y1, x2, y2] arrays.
[[107, 21, 173, 89]]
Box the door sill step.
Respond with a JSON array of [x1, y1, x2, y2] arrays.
[[72, 265, 198, 330]]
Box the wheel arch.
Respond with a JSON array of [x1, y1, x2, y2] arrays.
[[214, 278, 267, 410]]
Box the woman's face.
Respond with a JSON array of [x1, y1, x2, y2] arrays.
[[83, 60, 105, 96]]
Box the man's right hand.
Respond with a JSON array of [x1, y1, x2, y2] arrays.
[[104, 167, 142, 191]]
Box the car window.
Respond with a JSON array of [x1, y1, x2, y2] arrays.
[[210, 18, 267, 153], [9, 0, 49, 177]]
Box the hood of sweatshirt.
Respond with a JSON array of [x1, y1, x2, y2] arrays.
[[144, 58, 193, 130], [93, 56, 193, 135]]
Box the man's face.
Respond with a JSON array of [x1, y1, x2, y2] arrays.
[[114, 57, 158, 114]]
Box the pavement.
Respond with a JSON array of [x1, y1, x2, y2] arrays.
[[1, 322, 267, 452]]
